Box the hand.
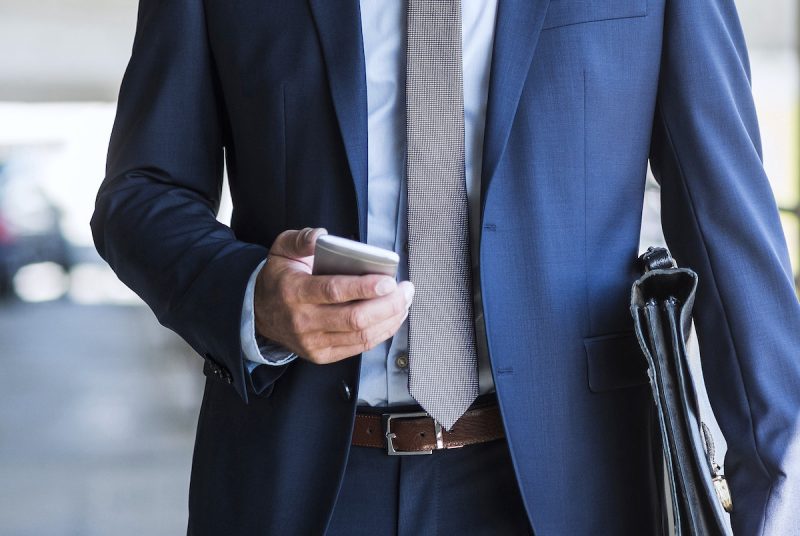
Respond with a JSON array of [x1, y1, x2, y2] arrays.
[[254, 228, 414, 364]]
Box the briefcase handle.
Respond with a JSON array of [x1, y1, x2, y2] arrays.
[[639, 246, 678, 272]]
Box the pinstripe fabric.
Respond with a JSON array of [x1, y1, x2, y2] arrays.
[[406, 0, 478, 430]]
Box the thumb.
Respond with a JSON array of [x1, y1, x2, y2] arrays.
[[270, 227, 328, 260]]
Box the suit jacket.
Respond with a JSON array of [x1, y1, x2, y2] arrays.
[[91, 0, 800, 534]]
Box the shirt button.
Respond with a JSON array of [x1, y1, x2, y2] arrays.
[[395, 353, 409, 369]]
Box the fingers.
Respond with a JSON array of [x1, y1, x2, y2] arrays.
[[257, 227, 418, 366], [285, 282, 414, 364], [302, 343, 378, 365], [308, 305, 408, 350], [270, 227, 327, 260], [271, 229, 401, 304], [318, 281, 414, 332], [297, 273, 399, 305]]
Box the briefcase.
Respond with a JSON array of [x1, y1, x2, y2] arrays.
[[630, 246, 733, 536]]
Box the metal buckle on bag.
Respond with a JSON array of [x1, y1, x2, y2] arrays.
[[383, 411, 435, 455]]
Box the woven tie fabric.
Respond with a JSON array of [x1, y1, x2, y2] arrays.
[[406, 0, 479, 431]]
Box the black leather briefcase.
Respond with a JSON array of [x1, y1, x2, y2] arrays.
[[630, 247, 733, 536]]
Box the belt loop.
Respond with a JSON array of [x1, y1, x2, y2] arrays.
[[435, 421, 444, 450]]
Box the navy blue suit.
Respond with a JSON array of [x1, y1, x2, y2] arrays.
[[91, 0, 800, 534]]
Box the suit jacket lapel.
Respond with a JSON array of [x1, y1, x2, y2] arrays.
[[308, 0, 369, 240], [481, 0, 551, 216]]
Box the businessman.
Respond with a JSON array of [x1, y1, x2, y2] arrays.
[[92, 0, 800, 534]]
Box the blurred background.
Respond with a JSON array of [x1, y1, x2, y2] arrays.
[[0, 1, 797, 534]]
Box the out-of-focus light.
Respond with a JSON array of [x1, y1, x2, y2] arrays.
[[12, 262, 68, 302], [67, 263, 141, 306]]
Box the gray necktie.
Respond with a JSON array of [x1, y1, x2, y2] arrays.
[[406, 0, 478, 431]]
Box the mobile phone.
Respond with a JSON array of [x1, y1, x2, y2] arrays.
[[312, 235, 399, 277]]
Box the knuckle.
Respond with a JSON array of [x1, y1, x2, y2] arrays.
[[276, 229, 294, 242], [358, 329, 371, 346], [323, 279, 342, 303], [275, 229, 296, 249], [348, 309, 368, 331], [357, 280, 373, 299], [293, 228, 310, 250]]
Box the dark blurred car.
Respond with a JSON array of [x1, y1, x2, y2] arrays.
[[0, 160, 71, 298]]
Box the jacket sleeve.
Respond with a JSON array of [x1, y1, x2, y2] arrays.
[[649, 0, 800, 534], [90, 0, 278, 402]]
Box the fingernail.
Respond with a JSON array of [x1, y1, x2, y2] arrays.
[[402, 283, 415, 305], [376, 278, 396, 296], [301, 228, 313, 241]]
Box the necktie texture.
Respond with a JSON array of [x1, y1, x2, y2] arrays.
[[406, 0, 479, 430]]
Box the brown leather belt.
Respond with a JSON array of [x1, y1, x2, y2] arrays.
[[352, 403, 505, 455]]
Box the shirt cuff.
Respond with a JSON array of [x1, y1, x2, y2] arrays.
[[241, 258, 299, 367]]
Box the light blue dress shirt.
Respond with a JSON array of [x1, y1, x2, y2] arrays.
[[241, 0, 498, 407]]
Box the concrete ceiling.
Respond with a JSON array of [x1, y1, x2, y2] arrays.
[[0, 0, 795, 102]]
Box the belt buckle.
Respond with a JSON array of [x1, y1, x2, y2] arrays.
[[383, 411, 435, 456]]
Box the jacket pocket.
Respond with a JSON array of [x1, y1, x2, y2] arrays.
[[543, 0, 647, 30], [584, 331, 648, 392]]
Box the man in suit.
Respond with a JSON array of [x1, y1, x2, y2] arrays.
[[92, 0, 800, 534]]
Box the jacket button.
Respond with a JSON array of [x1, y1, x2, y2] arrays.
[[339, 380, 352, 401]]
